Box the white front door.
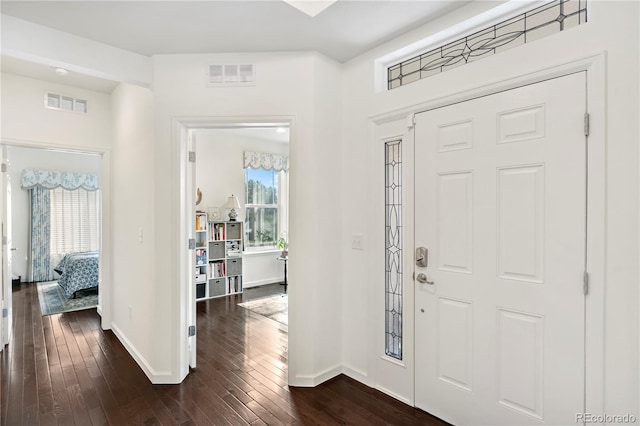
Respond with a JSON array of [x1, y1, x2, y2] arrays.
[[414, 73, 587, 425]]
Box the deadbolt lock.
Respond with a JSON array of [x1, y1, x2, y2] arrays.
[[416, 247, 428, 268]]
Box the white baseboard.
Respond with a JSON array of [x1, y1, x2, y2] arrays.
[[341, 364, 370, 386], [375, 384, 412, 406], [243, 277, 283, 288], [291, 364, 410, 407], [293, 365, 342, 387], [110, 322, 174, 384]]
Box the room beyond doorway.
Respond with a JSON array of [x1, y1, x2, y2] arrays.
[[191, 125, 290, 363], [0, 141, 111, 352]]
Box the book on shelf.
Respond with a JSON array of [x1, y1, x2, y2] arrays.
[[209, 261, 226, 278], [227, 276, 241, 293], [195, 214, 207, 231], [195, 249, 207, 265], [210, 223, 225, 241]]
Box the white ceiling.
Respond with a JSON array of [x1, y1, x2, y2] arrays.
[[0, 1, 469, 63], [0, 1, 471, 93]]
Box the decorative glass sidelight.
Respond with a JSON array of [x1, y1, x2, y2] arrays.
[[388, 0, 588, 90], [385, 140, 403, 360]]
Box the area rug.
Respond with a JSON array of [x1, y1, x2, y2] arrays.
[[238, 294, 288, 326], [36, 281, 98, 316]]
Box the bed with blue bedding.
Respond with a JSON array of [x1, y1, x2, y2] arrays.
[[54, 251, 99, 298]]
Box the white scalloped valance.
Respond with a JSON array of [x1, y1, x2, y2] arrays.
[[21, 169, 99, 191], [243, 151, 288, 172]]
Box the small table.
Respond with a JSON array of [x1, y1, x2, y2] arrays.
[[277, 255, 288, 293]]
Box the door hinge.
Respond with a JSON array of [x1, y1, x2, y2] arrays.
[[2, 308, 7, 318], [188, 151, 196, 163], [406, 113, 416, 130], [188, 325, 196, 337], [584, 113, 590, 137], [1, 163, 6, 173], [188, 238, 196, 249], [583, 271, 589, 296]]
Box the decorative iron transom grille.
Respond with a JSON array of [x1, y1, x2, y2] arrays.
[[385, 140, 403, 360], [388, 0, 588, 90]]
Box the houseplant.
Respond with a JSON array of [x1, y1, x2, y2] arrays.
[[277, 231, 288, 257]]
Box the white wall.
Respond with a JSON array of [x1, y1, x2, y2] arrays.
[[110, 83, 157, 380], [341, 0, 639, 417], [6, 146, 101, 281], [1, 73, 112, 148], [153, 51, 343, 384], [194, 129, 288, 288]]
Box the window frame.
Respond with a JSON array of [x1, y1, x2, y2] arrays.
[[244, 168, 282, 251]]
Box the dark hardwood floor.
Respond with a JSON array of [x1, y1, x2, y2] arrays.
[[1, 282, 447, 425]]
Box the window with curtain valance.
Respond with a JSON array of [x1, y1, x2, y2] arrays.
[[23, 169, 100, 282], [21, 169, 99, 191], [243, 151, 288, 172], [243, 151, 288, 250]]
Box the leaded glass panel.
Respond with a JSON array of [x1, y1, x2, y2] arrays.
[[385, 140, 402, 360], [388, 0, 588, 90]]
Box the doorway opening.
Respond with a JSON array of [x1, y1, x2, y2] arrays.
[[0, 142, 111, 351], [174, 116, 295, 382]]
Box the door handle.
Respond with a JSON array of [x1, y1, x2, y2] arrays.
[[416, 273, 434, 285]]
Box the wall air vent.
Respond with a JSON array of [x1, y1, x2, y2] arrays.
[[45, 92, 88, 113], [207, 64, 255, 87]]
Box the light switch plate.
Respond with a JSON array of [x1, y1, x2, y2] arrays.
[[352, 234, 364, 250]]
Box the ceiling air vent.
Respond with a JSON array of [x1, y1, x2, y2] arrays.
[[207, 64, 255, 87], [45, 92, 88, 113]]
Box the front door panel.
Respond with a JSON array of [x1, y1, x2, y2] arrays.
[[414, 73, 587, 425]]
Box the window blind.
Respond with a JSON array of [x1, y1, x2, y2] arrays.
[[50, 187, 99, 254]]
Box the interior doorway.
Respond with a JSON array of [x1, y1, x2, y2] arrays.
[[0, 141, 111, 352], [190, 126, 290, 367], [174, 116, 294, 380]]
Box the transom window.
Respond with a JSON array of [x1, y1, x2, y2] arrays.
[[388, 0, 588, 90]]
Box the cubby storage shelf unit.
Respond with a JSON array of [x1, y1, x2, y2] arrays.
[[194, 212, 243, 301]]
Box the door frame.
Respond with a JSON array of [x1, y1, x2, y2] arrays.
[[0, 138, 113, 333], [172, 115, 297, 383], [1, 145, 11, 349], [369, 52, 606, 414]]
